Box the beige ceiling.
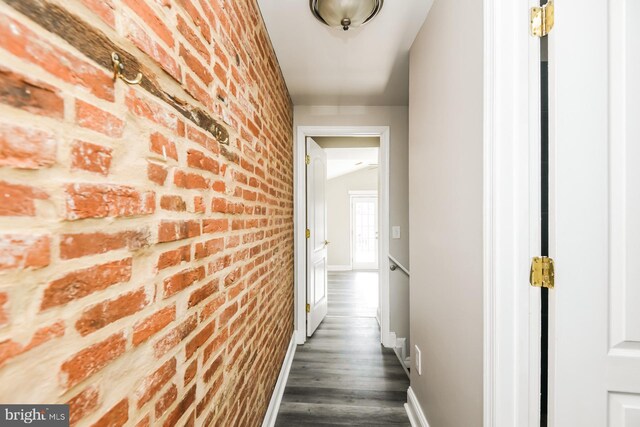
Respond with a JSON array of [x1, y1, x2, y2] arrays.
[[257, 0, 433, 106]]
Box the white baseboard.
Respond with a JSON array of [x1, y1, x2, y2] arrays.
[[405, 387, 430, 427], [327, 265, 352, 271], [393, 337, 410, 377], [262, 333, 296, 427]]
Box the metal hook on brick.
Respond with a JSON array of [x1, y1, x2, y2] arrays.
[[111, 52, 142, 86]]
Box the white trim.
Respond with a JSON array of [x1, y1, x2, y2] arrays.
[[348, 190, 378, 196], [327, 265, 352, 271], [294, 126, 391, 347], [483, 0, 541, 425], [405, 387, 430, 427], [261, 333, 296, 427]]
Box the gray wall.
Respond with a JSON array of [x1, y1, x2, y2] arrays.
[[295, 106, 410, 346], [326, 167, 379, 267], [408, 0, 484, 425]]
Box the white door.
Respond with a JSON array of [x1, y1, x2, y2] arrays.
[[351, 195, 379, 270], [306, 137, 328, 337], [551, 0, 640, 425]]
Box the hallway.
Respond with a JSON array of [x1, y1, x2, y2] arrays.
[[275, 271, 410, 426]]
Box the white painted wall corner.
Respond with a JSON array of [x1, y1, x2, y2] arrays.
[[261, 333, 297, 427], [405, 387, 430, 427]]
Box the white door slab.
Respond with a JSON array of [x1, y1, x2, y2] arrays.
[[306, 137, 329, 336], [551, 0, 640, 424]]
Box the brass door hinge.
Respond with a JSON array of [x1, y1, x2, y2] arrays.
[[305, 155, 311, 165], [306, 303, 311, 313], [530, 1, 554, 37], [530, 256, 555, 289], [305, 229, 311, 239]]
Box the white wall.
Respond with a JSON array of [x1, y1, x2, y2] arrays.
[[408, 0, 484, 425], [295, 106, 410, 348], [326, 167, 379, 268]]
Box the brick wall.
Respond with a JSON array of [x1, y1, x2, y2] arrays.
[[0, 0, 294, 425]]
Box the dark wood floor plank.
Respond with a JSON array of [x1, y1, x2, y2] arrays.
[[275, 271, 410, 425]]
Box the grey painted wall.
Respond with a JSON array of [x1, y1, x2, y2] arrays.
[[408, 0, 484, 425]]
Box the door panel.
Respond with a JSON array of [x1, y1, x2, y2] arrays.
[[306, 137, 328, 336], [552, 0, 640, 424], [351, 196, 379, 270]]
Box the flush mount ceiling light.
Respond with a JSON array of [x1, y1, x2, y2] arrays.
[[310, 0, 384, 31]]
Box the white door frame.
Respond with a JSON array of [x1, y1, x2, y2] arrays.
[[294, 126, 391, 346], [349, 191, 379, 270], [483, 0, 542, 425]]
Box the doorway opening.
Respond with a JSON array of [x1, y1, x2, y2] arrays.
[[294, 126, 392, 346]]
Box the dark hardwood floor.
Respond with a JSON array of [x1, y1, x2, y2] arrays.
[[275, 271, 410, 426]]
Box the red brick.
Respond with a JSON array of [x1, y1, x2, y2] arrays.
[[177, 14, 210, 62], [126, 92, 177, 131], [147, 162, 168, 185], [160, 195, 186, 212], [163, 266, 205, 298], [179, 44, 213, 85], [155, 383, 177, 418], [0, 124, 57, 169], [0, 68, 64, 118], [203, 353, 223, 383], [41, 258, 132, 310], [202, 327, 228, 363], [0, 321, 64, 367], [196, 375, 223, 418], [184, 73, 211, 107], [91, 399, 128, 427], [187, 149, 219, 174], [60, 230, 148, 260], [123, 16, 180, 82], [202, 219, 229, 234], [157, 245, 190, 270], [123, 0, 174, 47], [65, 184, 155, 220], [199, 294, 225, 323], [153, 314, 197, 358], [76, 100, 124, 138], [211, 198, 226, 213], [0, 234, 50, 271], [132, 305, 176, 346], [174, 170, 210, 189], [60, 332, 125, 389], [71, 140, 112, 175], [219, 303, 238, 328], [0, 15, 113, 101], [158, 220, 201, 243], [80, 0, 116, 27], [163, 385, 195, 427], [0, 181, 48, 216], [150, 132, 178, 161], [194, 238, 224, 260], [194, 196, 206, 213], [184, 359, 197, 386], [185, 319, 215, 360], [76, 288, 149, 336], [67, 387, 100, 426], [188, 280, 218, 309], [176, 0, 211, 43], [135, 415, 150, 427], [136, 358, 176, 408]]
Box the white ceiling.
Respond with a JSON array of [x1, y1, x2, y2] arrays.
[[257, 0, 433, 106], [325, 147, 379, 179]]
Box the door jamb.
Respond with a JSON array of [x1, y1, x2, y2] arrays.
[[484, 0, 541, 425], [294, 126, 390, 346]]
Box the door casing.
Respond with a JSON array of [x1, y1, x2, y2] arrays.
[[294, 126, 391, 347]]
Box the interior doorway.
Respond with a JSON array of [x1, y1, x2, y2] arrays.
[[294, 126, 392, 346]]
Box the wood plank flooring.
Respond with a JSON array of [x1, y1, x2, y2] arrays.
[[275, 271, 410, 426]]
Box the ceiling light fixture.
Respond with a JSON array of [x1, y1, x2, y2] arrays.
[[310, 0, 384, 31]]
